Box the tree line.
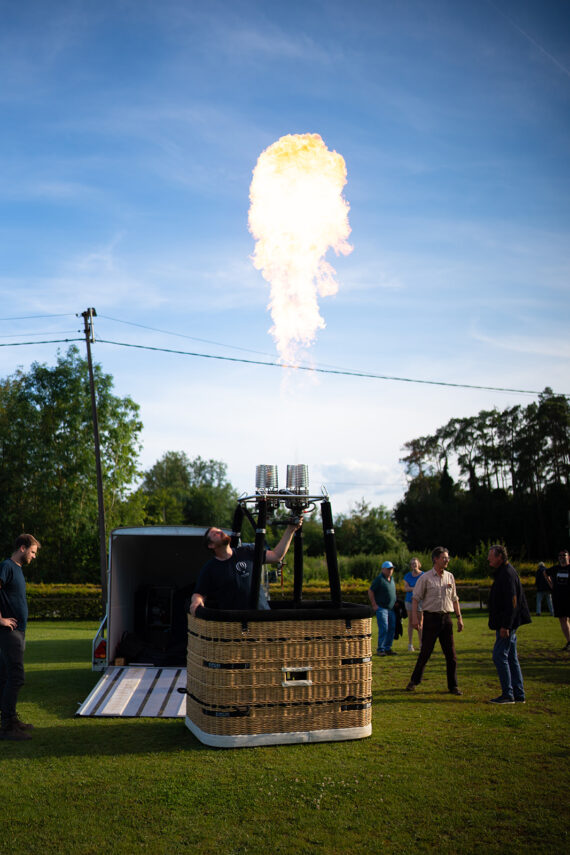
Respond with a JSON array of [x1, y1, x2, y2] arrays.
[[394, 388, 570, 559]]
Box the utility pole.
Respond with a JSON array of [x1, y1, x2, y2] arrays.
[[81, 308, 108, 605]]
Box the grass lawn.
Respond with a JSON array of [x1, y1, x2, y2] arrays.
[[1, 613, 568, 854]]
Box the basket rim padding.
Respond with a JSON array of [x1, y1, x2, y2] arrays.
[[193, 600, 374, 623]]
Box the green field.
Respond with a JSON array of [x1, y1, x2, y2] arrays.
[[1, 614, 568, 854]]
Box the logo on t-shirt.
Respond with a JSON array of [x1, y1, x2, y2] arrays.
[[236, 561, 249, 577]]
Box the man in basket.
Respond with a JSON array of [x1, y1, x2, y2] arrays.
[[190, 520, 302, 614]]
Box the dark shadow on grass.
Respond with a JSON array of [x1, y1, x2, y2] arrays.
[[371, 685, 472, 704], [444, 656, 570, 686], [518, 661, 570, 684], [382, 645, 570, 687], [0, 718, 210, 758]]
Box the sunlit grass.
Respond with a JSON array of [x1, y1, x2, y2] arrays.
[[0, 615, 568, 854]]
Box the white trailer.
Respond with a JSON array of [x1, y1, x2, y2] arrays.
[[78, 525, 212, 719]]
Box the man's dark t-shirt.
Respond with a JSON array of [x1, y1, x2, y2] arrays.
[[0, 559, 28, 632], [550, 563, 570, 616], [194, 545, 270, 610]]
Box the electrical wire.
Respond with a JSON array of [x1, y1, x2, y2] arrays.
[[97, 313, 279, 360], [94, 337, 553, 396], [0, 338, 82, 347], [0, 326, 565, 397], [0, 330, 80, 339], [0, 313, 76, 321], [97, 313, 379, 375]]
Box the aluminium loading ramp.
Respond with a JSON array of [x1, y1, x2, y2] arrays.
[[77, 665, 186, 718]]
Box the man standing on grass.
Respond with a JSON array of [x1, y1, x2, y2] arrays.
[[487, 545, 531, 704], [535, 562, 554, 617], [368, 561, 397, 656], [405, 546, 463, 695], [0, 533, 40, 741], [549, 549, 570, 651]]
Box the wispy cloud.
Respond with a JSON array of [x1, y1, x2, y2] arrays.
[[223, 26, 337, 65], [0, 178, 104, 203], [0, 4, 100, 101], [471, 329, 570, 360], [320, 459, 402, 489], [486, 0, 570, 78]]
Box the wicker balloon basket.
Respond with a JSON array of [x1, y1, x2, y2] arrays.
[[183, 492, 374, 747], [184, 603, 373, 747]]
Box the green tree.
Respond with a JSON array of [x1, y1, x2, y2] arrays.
[[142, 451, 192, 498], [184, 482, 238, 528], [0, 347, 142, 581], [395, 388, 570, 557], [141, 451, 193, 524], [297, 510, 328, 557], [140, 452, 238, 527], [334, 500, 403, 556], [184, 457, 239, 527]]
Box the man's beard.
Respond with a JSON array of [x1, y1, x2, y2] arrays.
[[219, 533, 231, 546]]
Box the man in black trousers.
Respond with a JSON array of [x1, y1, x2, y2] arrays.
[[405, 546, 464, 695]]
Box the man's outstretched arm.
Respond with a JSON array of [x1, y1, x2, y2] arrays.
[[265, 520, 303, 565]]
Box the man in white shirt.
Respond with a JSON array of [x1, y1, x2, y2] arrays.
[[405, 546, 463, 695]]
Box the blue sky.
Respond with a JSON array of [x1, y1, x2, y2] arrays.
[[1, 0, 569, 514]]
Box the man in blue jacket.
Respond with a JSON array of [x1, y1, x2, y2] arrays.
[[487, 544, 531, 705]]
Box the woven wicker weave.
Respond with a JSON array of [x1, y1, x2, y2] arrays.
[[186, 612, 372, 743], [188, 616, 372, 662], [186, 696, 372, 736], [187, 651, 371, 688]]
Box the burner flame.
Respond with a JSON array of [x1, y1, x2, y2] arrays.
[[248, 133, 352, 363]]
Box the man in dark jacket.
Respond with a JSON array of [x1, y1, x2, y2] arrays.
[[487, 545, 531, 705]]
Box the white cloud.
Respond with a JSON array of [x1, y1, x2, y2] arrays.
[[223, 26, 336, 65], [471, 330, 570, 361]]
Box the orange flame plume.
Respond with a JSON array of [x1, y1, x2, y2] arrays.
[[248, 133, 352, 363]]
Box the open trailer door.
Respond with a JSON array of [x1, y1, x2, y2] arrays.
[[78, 525, 208, 717], [77, 665, 186, 718]]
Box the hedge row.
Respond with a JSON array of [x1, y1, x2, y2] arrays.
[[25, 579, 539, 620], [296, 553, 539, 582], [269, 582, 500, 607], [27, 585, 104, 621]]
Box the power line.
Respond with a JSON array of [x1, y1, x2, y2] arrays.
[[0, 313, 76, 321], [5, 310, 338, 370], [0, 332, 565, 398], [97, 313, 388, 375], [95, 337, 553, 396], [0, 330, 79, 339], [98, 313, 279, 360], [0, 338, 82, 347]]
